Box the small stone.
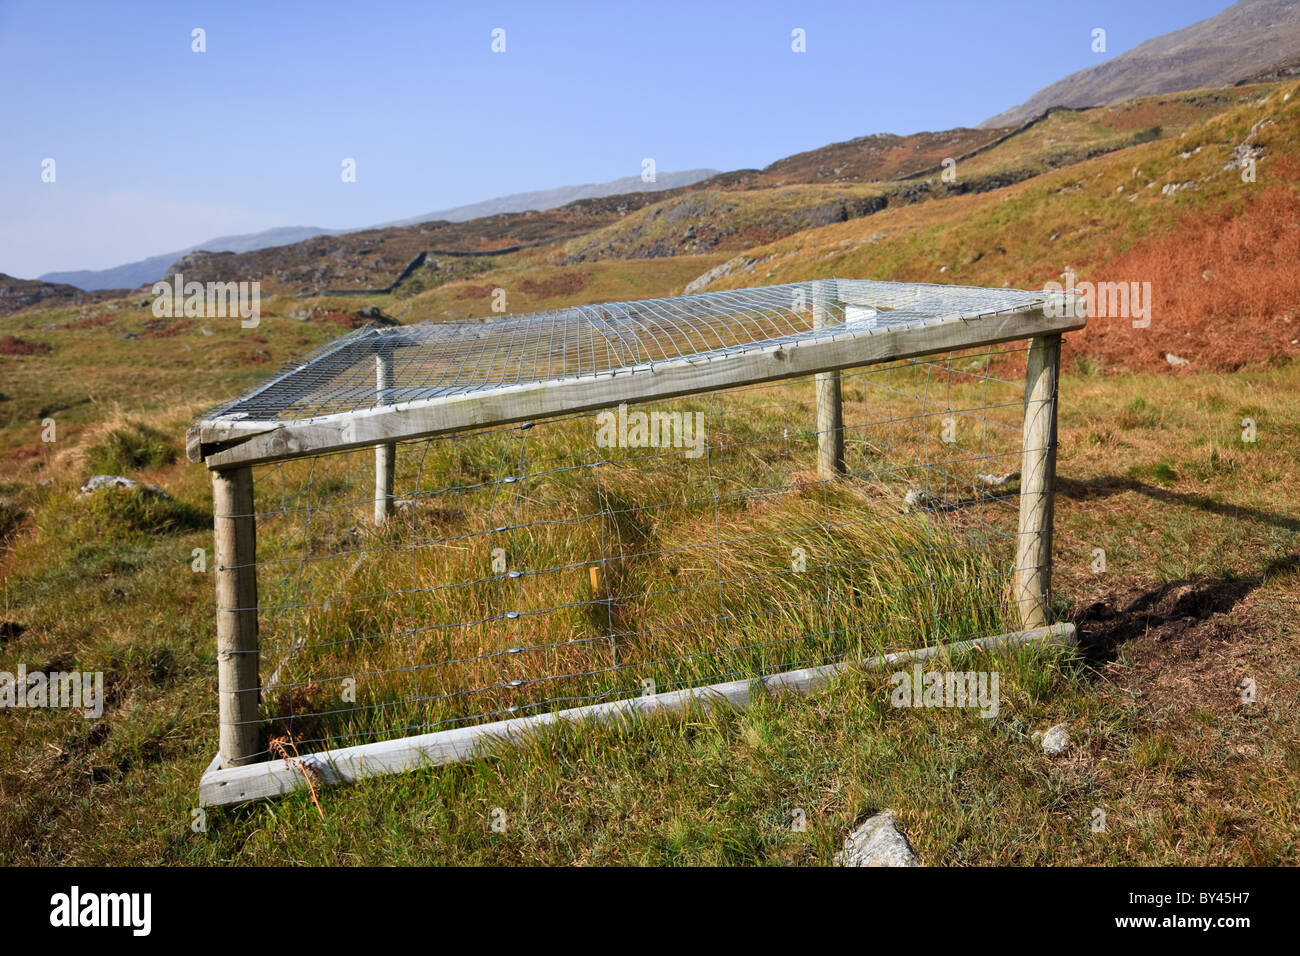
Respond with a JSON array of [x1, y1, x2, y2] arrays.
[[1166, 353, 1190, 367], [1041, 722, 1071, 755], [80, 474, 138, 494], [78, 475, 171, 499], [904, 487, 942, 511], [835, 810, 920, 867]]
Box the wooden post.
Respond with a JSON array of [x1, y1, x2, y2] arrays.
[[812, 280, 844, 479], [213, 466, 261, 767], [1014, 334, 1061, 629], [374, 352, 396, 526]]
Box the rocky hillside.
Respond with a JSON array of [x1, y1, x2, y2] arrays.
[[148, 125, 1030, 294], [558, 90, 1246, 263], [981, 0, 1300, 128], [168, 191, 695, 294], [0, 274, 120, 316], [742, 128, 1009, 186], [381, 76, 1300, 375]]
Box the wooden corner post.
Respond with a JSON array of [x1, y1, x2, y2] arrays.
[[1014, 334, 1061, 629], [812, 280, 845, 479], [374, 351, 396, 526], [212, 466, 262, 767]]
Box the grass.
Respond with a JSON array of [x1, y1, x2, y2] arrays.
[[0, 358, 1296, 865], [247, 360, 1023, 754], [84, 422, 177, 475]]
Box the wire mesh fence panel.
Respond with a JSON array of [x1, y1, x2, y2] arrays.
[[246, 344, 1030, 756], [195, 279, 1053, 427], [192, 277, 1080, 800]]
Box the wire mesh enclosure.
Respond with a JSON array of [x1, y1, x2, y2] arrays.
[[190, 278, 1083, 805]]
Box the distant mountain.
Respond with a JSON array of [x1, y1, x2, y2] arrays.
[[38, 226, 341, 291], [35, 170, 720, 292], [980, 0, 1300, 128], [0, 272, 119, 315], [379, 169, 720, 227]]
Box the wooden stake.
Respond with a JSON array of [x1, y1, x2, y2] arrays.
[[1014, 334, 1061, 629], [812, 280, 845, 479], [212, 466, 261, 767], [374, 352, 396, 526]]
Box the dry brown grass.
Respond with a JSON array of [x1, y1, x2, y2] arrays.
[[1069, 166, 1300, 373], [0, 336, 51, 356]]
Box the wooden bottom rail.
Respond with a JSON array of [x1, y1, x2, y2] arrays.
[[199, 622, 1076, 807]]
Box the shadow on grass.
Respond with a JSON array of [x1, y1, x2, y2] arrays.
[[1057, 475, 1300, 534]]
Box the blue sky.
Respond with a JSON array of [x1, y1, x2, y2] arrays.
[[1, 0, 1232, 278]]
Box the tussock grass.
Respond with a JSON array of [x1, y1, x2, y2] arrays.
[[84, 421, 176, 475], [254, 362, 1024, 754]]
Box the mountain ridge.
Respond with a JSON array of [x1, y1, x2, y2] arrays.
[[979, 0, 1300, 128]]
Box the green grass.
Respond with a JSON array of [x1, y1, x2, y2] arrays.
[[84, 421, 177, 475], [1, 359, 1296, 865], [249, 364, 1023, 754]]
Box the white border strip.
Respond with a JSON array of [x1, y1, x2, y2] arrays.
[[199, 623, 1076, 807]]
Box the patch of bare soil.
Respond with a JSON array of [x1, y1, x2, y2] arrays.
[[1075, 574, 1276, 722]]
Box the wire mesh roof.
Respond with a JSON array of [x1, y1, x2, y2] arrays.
[[197, 278, 1056, 428]]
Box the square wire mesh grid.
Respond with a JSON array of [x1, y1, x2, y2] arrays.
[[246, 344, 1035, 753], [196, 278, 1053, 428]]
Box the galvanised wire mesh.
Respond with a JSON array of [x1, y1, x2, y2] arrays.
[[233, 342, 1038, 756], [196, 278, 1051, 427]]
